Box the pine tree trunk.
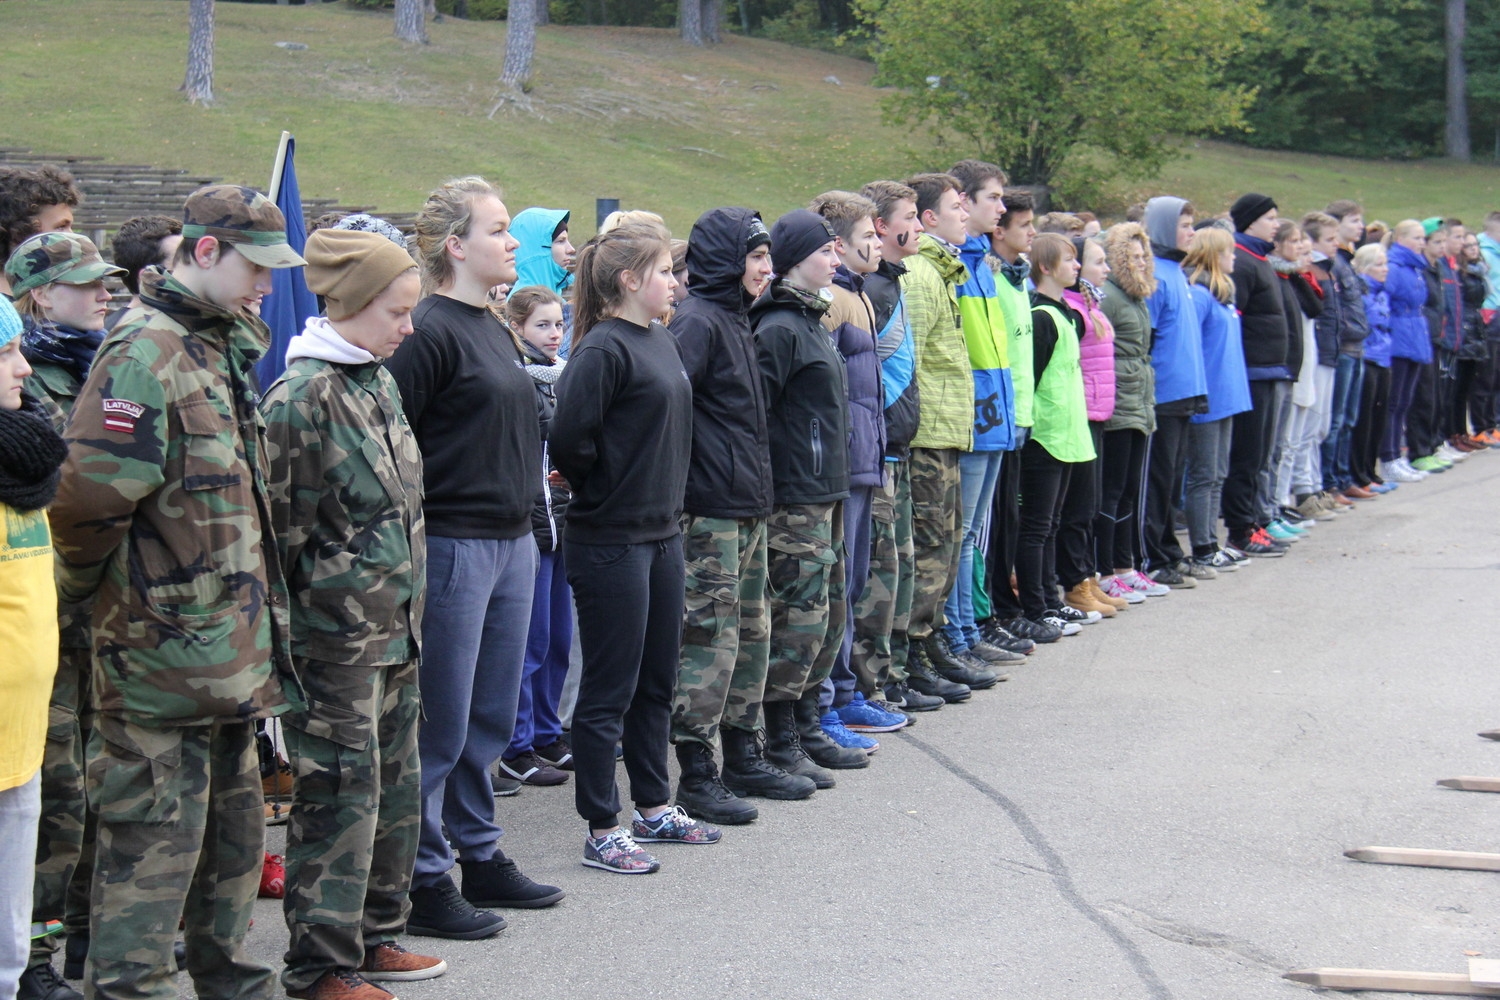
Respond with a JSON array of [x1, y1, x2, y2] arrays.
[[1446, 0, 1471, 160], [735, 0, 749, 34], [182, 0, 215, 106], [680, 0, 704, 45], [394, 0, 428, 42], [703, 0, 721, 43], [501, 0, 536, 87], [536, 0, 550, 26]]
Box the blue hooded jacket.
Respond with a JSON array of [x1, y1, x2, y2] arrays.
[[511, 207, 574, 295], [1143, 197, 1208, 407], [954, 234, 1017, 451], [1362, 278, 1391, 368], [1385, 243, 1433, 364]]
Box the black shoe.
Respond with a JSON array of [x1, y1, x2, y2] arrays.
[[20, 963, 82, 1000], [491, 771, 522, 797], [721, 725, 817, 799], [1001, 616, 1063, 644], [408, 874, 507, 939], [1146, 565, 1196, 588], [979, 619, 1035, 655], [884, 680, 943, 712], [533, 736, 574, 770], [673, 742, 758, 824], [459, 854, 564, 909], [905, 644, 971, 703], [791, 690, 869, 769], [762, 700, 837, 788], [925, 635, 1002, 689]]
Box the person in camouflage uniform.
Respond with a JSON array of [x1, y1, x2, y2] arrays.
[[260, 229, 443, 1000], [669, 207, 815, 823], [750, 210, 866, 786], [47, 185, 306, 1000], [6, 231, 125, 1000]]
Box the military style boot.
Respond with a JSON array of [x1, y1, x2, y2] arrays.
[[720, 726, 817, 800], [791, 690, 868, 769], [673, 742, 758, 824], [762, 700, 835, 789]]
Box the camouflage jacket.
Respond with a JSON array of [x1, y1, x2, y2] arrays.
[[261, 352, 426, 667], [48, 268, 298, 726]]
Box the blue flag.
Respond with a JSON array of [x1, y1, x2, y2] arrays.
[[256, 136, 317, 389]]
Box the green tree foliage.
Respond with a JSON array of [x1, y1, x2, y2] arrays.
[[1226, 0, 1500, 159], [854, 0, 1261, 194]]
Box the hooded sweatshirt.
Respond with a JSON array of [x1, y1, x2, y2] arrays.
[[670, 207, 775, 519], [902, 233, 973, 450], [1143, 197, 1208, 409], [1385, 242, 1434, 364], [511, 207, 574, 296], [955, 234, 1017, 451], [825, 265, 887, 487]]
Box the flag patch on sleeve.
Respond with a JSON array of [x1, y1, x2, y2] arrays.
[[102, 398, 145, 434]]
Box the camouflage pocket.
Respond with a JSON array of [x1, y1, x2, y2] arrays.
[[114, 598, 238, 651], [88, 717, 185, 825], [179, 395, 242, 491], [871, 484, 897, 525], [910, 497, 951, 552], [285, 661, 375, 751], [766, 531, 836, 612]]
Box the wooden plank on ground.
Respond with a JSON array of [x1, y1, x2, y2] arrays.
[[1438, 777, 1500, 792], [1344, 847, 1500, 871], [1470, 960, 1500, 989], [1284, 968, 1500, 995]]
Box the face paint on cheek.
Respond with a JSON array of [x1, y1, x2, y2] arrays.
[[856, 247, 870, 263], [896, 233, 909, 247]]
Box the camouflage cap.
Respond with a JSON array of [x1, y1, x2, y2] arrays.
[[182, 184, 307, 269], [5, 231, 127, 297]]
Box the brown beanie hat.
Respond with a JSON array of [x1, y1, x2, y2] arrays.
[[304, 229, 416, 321]]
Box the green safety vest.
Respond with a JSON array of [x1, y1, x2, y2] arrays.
[[1030, 301, 1096, 463]]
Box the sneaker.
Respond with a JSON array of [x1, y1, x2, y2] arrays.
[[1220, 544, 1251, 565], [1000, 615, 1064, 643], [630, 805, 723, 844], [867, 698, 914, 728], [1437, 442, 1469, 462], [1183, 559, 1217, 581], [491, 772, 522, 797], [1034, 611, 1082, 636], [533, 737, 574, 770], [1368, 480, 1397, 494], [259, 852, 285, 900], [979, 619, 1037, 654], [1251, 527, 1290, 551], [583, 829, 660, 874], [1118, 569, 1170, 597], [1383, 458, 1424, 481], [1195, 550, 1239, 572], [820, 711, 880, 752], [1052, 603, 1101, 625], [360, 943, 448, 982], [1411, 454, 1449, 473], [1232, 533, 1286, 558], [884, 680, 944, 712], [1147, 565, 1196, 589], [1279, 505, 1313, 526], [1395, 457, 1430, 479], [459, 854, 565, 909], [285, 970, 394, 1000], [407, 875, 507, 939], [1099, 575, 1146, 604], [18, 964, 81, 1000], [1264, 520, 1301, 542], [498, 751, 569, 787], [835, 692, 908, 732]]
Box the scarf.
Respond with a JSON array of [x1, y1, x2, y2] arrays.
[[21, 317, 104, 383], [526, 356, 566, 386], [996, 254, 1031, 289], [0, 394, 68, 511], [1236, 232, 1275, 258]]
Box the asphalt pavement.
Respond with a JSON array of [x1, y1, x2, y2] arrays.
[[246, 452, 1500, 1000]]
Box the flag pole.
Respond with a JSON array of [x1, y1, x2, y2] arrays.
[[268, 130, 292, 201]]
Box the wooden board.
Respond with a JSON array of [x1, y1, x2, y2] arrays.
[[1470, 960, 1500, 989], [1344, 847, 1500, 871], [1438, 777, 1500, 793], [1284, 968, 1500, 995]]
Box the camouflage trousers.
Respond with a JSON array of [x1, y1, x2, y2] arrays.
[[671, 516, 770, 747], [86, 716, 272, 1000], [32, 645, 93, 964], [850, 460, 914, 696], [281, 658, 422, 992], [908, 448, 962, 641], [763, 502, 846, 703]]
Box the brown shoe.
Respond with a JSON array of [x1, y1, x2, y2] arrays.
[[360, 943, 447, 983], [264, 800, 289, 826], [1087, 576, 1129, 611], [1343, 484, 1376, 500], [263, 756, 294, 799], [1065, 582, 1115, 617], [286, 970, 395, 1000]]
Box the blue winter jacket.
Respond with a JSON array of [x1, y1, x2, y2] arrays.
[[1188, 284, 1250, 423], [1362, 279, 1392, 368], [1146, 256, 1208, 406], [955, 234, 1017, 452], [511, 207, 574, 295], [1385, 243, 1434, 364]]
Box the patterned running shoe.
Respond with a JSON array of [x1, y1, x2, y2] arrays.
[[583, 829, 661, 873], [630, 805, 722, 844]]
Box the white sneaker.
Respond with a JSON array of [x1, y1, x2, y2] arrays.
[[1437, 443, 1468, 462], [1393, 457, 1428, 481]]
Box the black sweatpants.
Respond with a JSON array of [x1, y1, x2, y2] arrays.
[[565, 534, 684, 830], [1222, 379, 1277, 541], [1056, 423, 1103, 590], [1016, 437, 1071, 620], [1141, 411, 1189, 572], [1094, 428, 1148, 574], [986, 444, 1024, 619], [1349, 361, 1390, 486], [1468, 341, 1500, 433], [1406, 355, 1444, 459]]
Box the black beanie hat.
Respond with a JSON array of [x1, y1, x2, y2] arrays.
[[745, 214, 771, 256], [1230, 193, 1277, 234], [770, 209, 838, 275]]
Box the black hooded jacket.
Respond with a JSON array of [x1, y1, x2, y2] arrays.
[[670, 207, 775, 519], [1232, 238, 1292, 375]]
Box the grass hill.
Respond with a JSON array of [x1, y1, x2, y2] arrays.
[[6, 0, 1500, 235]]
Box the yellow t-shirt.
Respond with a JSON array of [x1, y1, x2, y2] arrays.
[[0, 501, 59, 791]]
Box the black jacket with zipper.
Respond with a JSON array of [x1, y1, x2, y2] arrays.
[[670, 207, 775, 520], [518, 338, 571, 552], [750, 277, 851, 506]]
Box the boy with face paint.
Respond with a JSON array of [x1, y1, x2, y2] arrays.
[[853, 181, 943, 714], [668, 208, 813, 823]]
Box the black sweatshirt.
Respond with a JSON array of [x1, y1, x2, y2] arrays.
[[551, 317, 693, 544], [385, 294, 542, 539]]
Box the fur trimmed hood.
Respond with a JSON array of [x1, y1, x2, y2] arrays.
[[1104, 223, 1156, 301]]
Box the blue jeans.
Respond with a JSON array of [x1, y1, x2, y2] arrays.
[[1322, 353, 1365, 489], [942, 449, 1004, 650], [507, 548, 573, 757], [414, 535, 537, 884]]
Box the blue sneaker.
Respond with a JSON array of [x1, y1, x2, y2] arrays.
[[1264, 520, 1303, 542], [820, 711, 879, 753], [835, 692, 908, 733]]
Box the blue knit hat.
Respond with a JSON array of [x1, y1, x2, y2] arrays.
[[0, 295, 22, 350]]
